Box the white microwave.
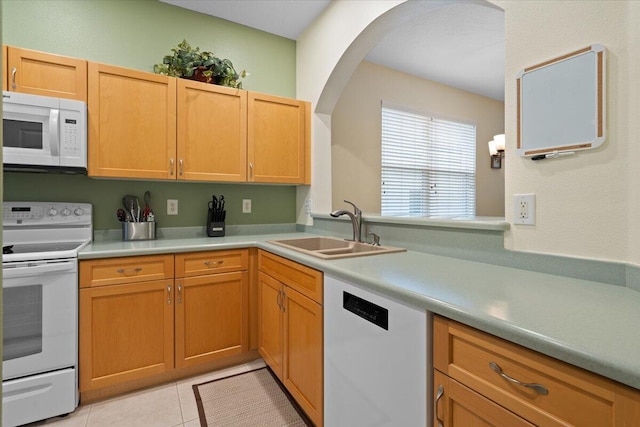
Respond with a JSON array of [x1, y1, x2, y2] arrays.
[[2, 91, 87, 172]]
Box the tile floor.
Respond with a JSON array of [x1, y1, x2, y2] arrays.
[[26, 359, 266, 427]]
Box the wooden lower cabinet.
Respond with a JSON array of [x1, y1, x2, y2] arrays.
[[433, 315, 640, 427], [79, 250, 250, 395], [433, 369, 534, 427], [79, 279, 174, 391], [258, 251, 323, 426], [175, 271, 249, 368]]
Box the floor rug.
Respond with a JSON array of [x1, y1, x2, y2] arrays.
[[193, 367, 311, 426]]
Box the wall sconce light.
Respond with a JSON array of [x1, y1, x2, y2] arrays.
[[488, 134, 505, 169]]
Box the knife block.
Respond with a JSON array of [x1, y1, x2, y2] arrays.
[[207, 209, 225, 237]]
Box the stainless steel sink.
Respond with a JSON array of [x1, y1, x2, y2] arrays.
[[267, 236, 406, 259]]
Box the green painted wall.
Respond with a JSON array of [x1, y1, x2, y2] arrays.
[[4, 172, 295, 230], [2, 0, 299, 230]]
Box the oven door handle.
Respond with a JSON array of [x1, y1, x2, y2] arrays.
[[2, 261, 75, 280]]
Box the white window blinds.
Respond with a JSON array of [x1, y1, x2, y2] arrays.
[[381, 105, 476, 217]]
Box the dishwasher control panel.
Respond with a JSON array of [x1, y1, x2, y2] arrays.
[[343, 291, 389, 330]]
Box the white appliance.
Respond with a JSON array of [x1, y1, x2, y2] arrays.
[[2, 91, 87, 172], [2, 201, 92, 427], [324, 274, 430, 427]]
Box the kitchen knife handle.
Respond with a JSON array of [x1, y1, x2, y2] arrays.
[[489, 361, 549, 395], [169, 158, 175, 176], [167, 285, 172, 305], [11, 67, 17, 90], [179, 159, 184, 176], [177, 284, 182, 304], [435, 384, 444, 427]]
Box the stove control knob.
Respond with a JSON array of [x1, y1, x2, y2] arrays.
[[61, 208, 71, 217], [47, 208, 58, 216], [74, 208, 84, 216]]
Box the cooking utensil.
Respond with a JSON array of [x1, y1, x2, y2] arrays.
[[116, 208, 127, 222], [143, 190, 153, 221], [123, 195, 139, 222]]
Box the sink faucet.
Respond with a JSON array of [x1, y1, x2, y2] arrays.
[[330, 200, 363, 242]]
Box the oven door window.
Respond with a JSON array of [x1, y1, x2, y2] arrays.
[[3, 119, 44, 150], [3, 285, 43, 361]]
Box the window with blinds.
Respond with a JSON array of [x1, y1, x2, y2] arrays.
[[381, 105, 476, 217]]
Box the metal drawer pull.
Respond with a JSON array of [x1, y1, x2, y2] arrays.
[[281, 290, 286, 313], [276, 289, 282, 309], [204, 260, 224, 268], [167, 285, 172, 305], [489, 361, 549, 395], [179, 159, 184, 176], [435, 384, 444, 427], [177, 284, 182, 304], [116, 267, 143, 275], [11, 67, 17, 90], [170, 158, 175, 175]]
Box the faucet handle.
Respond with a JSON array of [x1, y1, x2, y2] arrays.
[[344, 200, 361, 214], [368, 232, 381, 246]]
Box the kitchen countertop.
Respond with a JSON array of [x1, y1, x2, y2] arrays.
[[79, 232, 640, 390]]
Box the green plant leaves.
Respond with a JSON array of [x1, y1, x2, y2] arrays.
[[153, 39, 247, 88]]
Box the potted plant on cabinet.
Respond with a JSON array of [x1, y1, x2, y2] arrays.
[[153, 39, 248, 89]]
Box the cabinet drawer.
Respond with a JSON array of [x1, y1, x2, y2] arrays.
[[79, 255, 174, 288], [175, 249, 248, 277], [258, 250, 322, 304], [434, 316, 629, 427]]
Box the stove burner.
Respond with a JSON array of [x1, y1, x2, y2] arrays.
[[3, 245, 14, 254]]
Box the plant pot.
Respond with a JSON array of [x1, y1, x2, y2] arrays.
[[191, 66, 212, 84]]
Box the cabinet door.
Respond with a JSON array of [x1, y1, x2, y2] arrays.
[[175, 271, 249, 368], [247, 92, 310, 184], [6, 46, 87, 101], [177, 80, 247, 182], [433, 370, 534, 427], [88, 62, 176, 179], [257, 271, 284, 378], [283, 286, 323, 427], [79, 279, 174, 392]]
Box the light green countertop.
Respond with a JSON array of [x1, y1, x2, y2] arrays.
[[79, 232, 640, 391]]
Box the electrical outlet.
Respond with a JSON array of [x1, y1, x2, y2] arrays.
[[242, 199, 252, 214], [513, 194, 535, 225], [167, 199, 178, 216], [305, 199, 312, 215]]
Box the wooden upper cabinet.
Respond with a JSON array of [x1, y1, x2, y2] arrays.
[[247, 92, 311, 184], [88, 62, 177, 179], [5, 46, 87, 101], [177, 80, 247, 182]]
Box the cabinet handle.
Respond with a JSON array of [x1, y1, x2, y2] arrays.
[[177, 284, 182, 304], [204, 260, 224, 268], [281, 289, 286, 313], [179, 159, 184, 176], [489, 361, 549, 395], [116, 267, 142, 275], [167, 285, 172, 305], [170, 158, 175, 175], [11, 67, 17, 90], [435, 384, 444, 427], [276, 289, 282, 310], [249, 162, 253, 178]]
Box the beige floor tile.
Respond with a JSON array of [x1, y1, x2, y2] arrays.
[[86, 383, 182, 427], [26, 404, 91, 427], [183, 419, 202, 427]]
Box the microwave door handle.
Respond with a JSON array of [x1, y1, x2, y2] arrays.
[[49, 109, 60, 156]]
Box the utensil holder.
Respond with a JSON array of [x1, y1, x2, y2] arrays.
[[122, 222, 156, 241], [207, 221, 225, 237]]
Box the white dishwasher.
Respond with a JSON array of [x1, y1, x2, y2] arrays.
[[324, 274, 431, 427]]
